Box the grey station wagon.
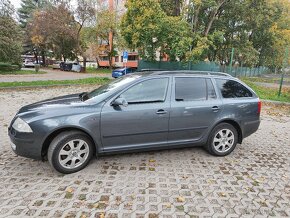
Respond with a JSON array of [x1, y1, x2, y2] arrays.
[[8, 71, 261, 174]]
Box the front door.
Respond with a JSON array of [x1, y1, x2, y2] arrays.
[[100, 77, 171, 151]]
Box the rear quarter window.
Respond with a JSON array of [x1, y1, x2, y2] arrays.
[[215, 79, 253, 98]]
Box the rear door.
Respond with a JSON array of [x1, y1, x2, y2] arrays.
[[168, 76, 223, 144]]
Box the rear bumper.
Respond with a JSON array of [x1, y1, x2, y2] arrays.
[[8, 127, 42, 160], [243, 119, 260, 138]]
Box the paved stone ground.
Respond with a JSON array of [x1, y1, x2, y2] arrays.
[[0, 68, 111, 82], [0, 86, 289, 218]]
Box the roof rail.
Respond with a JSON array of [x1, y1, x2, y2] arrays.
[[150, 70, 232, 77]]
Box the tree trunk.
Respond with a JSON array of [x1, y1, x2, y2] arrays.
[[83, 56, 87, 72], [41, 50, 46, 66], [96, 56, 100, 68], [34, 51, 39, 64], [174, 0, 180, 16], [108, 53, 113, 70], [204, 10, 217, 36], [193, 5, 201, 32], [204, 0, 228, 36]]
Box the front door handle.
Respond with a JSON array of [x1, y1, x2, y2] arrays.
[[212, 106, 220, 112], [156, 109, 167, 114]]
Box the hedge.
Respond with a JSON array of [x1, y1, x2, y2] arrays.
[[0, 62, 21, 72]]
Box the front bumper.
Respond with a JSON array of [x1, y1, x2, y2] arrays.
[[8, 127, 42, 160]]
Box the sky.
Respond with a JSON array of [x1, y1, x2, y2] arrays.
[[10, 0, 22, 9]]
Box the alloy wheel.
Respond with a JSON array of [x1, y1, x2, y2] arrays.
[[58, 139, 90, 169], [212, 129, 235, 153]]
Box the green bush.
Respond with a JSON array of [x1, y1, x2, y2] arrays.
[[0, 62, 20, 72]]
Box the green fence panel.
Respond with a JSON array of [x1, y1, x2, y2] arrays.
[[138, 60, 269, 77]]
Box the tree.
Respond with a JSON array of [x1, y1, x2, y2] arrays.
[[96, 9, 119, 68], [122, 0, 192, 61], [28, 3, 78, 62], [180, 0, 290, 68], [121, 0, 166, 61], [0, 0, 22, 66], [18, 0, 48, 28], [0, 0, 14, 17], [75, 0, 96, 70], [18, 0, 50, 65], [160, 0, 181, 16], [162, 16, 192, 61]]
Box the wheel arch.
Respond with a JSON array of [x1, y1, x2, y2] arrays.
[[212, 119, 243, 144], [41, 127, 97, 158]]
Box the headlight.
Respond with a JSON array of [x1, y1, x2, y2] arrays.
[[12, 117, 33, 133]]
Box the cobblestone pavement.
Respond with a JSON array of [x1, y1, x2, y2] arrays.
[[0, 68, 112, 82], [0, 86, 289, 218]]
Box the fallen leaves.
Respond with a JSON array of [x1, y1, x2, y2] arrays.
[[218, 192, 227, 197], [65, 187, 74, 199], [66, 187, 73, 193], [176, 196, 185, 202]]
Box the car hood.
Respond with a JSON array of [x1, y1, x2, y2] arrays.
[[18, 93, 85, 114]]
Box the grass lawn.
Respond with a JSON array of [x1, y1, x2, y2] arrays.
[[0, 70, 46, 75], [241, 76, 290, 84], [0, 77, 110, 88], [241, 78, 290, 103], [85, 67, 112, 74]]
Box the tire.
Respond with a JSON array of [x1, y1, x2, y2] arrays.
[[206, 123, 238, 156], [47, 131, 94, 174]]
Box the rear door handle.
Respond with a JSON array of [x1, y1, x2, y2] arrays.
[[156, 109, 167, 114], [212, 106, 220, 112]]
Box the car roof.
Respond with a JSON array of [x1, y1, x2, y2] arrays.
[[134, 70, 232, 78]]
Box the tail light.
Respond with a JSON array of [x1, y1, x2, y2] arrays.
[[257, 99, 261, 114]]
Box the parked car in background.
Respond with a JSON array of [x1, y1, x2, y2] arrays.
[[52, 61, 61, 69], [112, 67, 135, 78], [23, 59, 35, 68], [8, 71, 261, 174], [60, 62, 81, 72], [59, 62, 82, 72]]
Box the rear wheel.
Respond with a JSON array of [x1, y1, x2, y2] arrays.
[[48, 131, 94, 174], [206, 123, 238, 156]]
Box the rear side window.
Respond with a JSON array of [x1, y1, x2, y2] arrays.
[[216, 79, 252, 98], [175, 77, 216, 101]]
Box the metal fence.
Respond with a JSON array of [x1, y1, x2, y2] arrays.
[[138, 60, 270, 77]]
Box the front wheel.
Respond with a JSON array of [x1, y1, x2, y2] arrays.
[[47, 131, 94, 174], [206, 123, 238, 156]]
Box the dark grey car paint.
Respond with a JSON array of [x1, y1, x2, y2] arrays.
[[8, 73, 260, 160]]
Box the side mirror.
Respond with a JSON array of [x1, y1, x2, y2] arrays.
[[111, 97, 128, 107]]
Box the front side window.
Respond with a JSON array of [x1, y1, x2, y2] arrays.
[[120, 78, 168, 104], [175, 77, 207, 101], [216, 79, 253, 98]]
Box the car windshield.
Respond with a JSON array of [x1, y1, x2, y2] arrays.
[[82, 75, 140, 101]]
